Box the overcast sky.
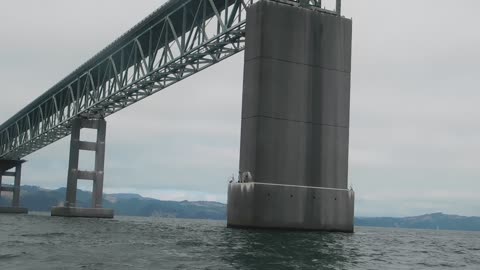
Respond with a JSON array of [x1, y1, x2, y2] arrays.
[[0, 0, 479, 217]]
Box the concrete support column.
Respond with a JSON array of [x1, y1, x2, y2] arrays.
[[65, 118, 81, 207], [227, 1, 354, 232], [12, 164, 21, 207], [93, 119, 106, 208], [0, 160, 28, 214], [51, 117, 113, 218]]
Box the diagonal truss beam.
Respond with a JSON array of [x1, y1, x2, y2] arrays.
[[0, 0, 340, 160]]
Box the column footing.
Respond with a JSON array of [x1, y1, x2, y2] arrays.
[[227, 182, 355, 232], [0, 207, 28, 214], [51, 207, 114, 219]]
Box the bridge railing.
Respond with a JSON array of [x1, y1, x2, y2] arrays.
[[0, 0, 341, 160]]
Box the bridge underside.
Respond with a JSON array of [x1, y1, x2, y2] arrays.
[[0, 0, 334, 161], [227, 1, 354, 232]]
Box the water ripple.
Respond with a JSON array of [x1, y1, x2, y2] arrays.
[[0, 214, 478, 269]]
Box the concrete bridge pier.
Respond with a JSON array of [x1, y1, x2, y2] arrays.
[[51, 117, 113, 218], [227, 1, 354, 232], [0, 160, 28, 214]]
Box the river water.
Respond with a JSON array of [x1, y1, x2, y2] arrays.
[[0, 213, 479, 269]]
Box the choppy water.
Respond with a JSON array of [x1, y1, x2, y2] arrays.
[[0, 213, 479, 269]]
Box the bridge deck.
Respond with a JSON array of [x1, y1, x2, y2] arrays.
[[0, 0, 338, 160]]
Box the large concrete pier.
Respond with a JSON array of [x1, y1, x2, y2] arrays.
[[51, 117, 113, 218], [227, 1, 354, 232]]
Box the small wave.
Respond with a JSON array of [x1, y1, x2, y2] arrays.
[[5, 240, 24, 244], [0, 253, 22, 260], [20, 232, 68, 237], [176, 239, 205, 247]]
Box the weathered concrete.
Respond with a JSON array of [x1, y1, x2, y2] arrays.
[[228, 1, 354, 231], [0, 160, 28, 214], [228, 183, 354, 232], [51, 206, 113, 219], [51, 117, 114, 218]]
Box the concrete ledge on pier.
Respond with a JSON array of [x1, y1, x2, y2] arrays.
[[0, 207, 28, 214], [227, 182, 355, 233], [51, 207, 114, 219]]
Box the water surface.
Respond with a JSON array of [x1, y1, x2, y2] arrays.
[[0, 213, 479, 269]]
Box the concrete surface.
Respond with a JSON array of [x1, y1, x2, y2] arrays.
[[53, 117, 112, 218], [65, 117, 107, 209], [227, 182, 354, 232], [228, 1, 354, 231], [51, 207, 114, 219], [0, 160, 27, 211]]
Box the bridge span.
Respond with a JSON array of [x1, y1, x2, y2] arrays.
[[0, 0, 354, 232]]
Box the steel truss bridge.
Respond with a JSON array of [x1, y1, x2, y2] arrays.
[[0, 0, 340, 160]]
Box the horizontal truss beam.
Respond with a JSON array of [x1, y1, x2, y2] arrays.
[[0, 0, 340, 160]]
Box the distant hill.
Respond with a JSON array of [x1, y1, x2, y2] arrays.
[[0, 185, 226, 220], [355, 213, 480, 232], [1, 186, 479, 231]]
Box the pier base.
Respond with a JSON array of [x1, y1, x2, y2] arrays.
[[227, 183, 354, 232], [51, 207, 113, 219]]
